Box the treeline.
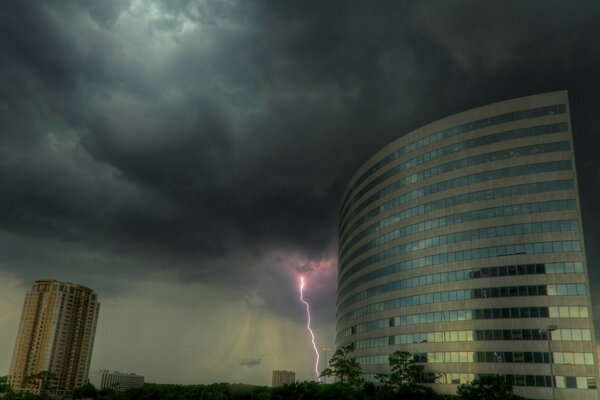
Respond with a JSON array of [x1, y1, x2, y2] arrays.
[[0, 348, 525, 399], [0, 378, 523, 400]]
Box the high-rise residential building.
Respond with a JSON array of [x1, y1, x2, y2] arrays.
[[272, 370, 295, 387], [337, 91, 597, 399], [89, 370, 144, 391], [8, 280, 100, 396]]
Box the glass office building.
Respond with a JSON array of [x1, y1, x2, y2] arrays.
[[336, 91, 598, 399]]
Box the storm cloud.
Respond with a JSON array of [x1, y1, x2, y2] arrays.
[[1, 0, 600, 385]]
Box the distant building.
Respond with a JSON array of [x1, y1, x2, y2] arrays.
[[89, 370, 144, 391], [8, 280, 100, 396], [272, 370, 295, 387]]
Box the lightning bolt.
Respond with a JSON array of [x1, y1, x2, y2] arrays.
[[299, 275, 320, 381]]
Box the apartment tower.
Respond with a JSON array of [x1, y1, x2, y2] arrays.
[[8, 280, 100, 396], [337, 91, 597, 399]]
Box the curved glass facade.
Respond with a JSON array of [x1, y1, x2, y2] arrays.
[[336, 91, 597, 399]]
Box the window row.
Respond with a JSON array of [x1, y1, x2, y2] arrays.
[[340, 261, 574, 301], [342, 104, 566, 211], [337, 306, 589, 340], [340, 238, 581, 291], [340, 283, 584, 323], [341, 130, 568, 220], [547, 261, 585, 274], [553, 352, 596, 365], [338, 262, 549, 309], [354, 328, 592, 349], [357, 351, 593, 366], [341, 193, 576, 260], [413, 351, 552, 364], [555, 376, 597, 390], [473, 328, 591, 342], [423, 373, 597, 390], [364, 373, 474, 386], [341, 218, 578, 276], [341, 174, 573, 249], [341, 158, 571, 235], [419, 373, 475, 385], [548, 284, 587, 296]]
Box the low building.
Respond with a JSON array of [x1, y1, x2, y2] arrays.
[[272, 370, 295, 387], [89, 370, 144, 391]]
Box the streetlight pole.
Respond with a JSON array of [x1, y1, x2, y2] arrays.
[[539, 325, 557, 400], [321, 346, 330, 384]]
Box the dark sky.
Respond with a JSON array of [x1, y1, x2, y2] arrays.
[[1, 0, 600, 385]]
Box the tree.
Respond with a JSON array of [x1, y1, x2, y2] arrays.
[[270, 381, 320, 400], [317, 382, 359, 400], [373, 351, 436, 400], [319, 344, 364, 387], [374, 373, 389, 385], [23, 371, 56, 399], [457, 375, 525, 400], [200, 383, 231, 400], [387, 351, 424, 387], [3, 389, 42, 400], [73, 383, 98, 399]]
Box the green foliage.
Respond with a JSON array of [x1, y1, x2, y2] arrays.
[[200, 383, 231, 400], [373, 374, 389, 385], [317, 382, 360, 400], [23, 371, 56, 399], [73, 383, 98, 399], [370, 384, 395, 400], [0, 371, 457, 400], [270, 381, 319, 400], [388, 351, 425, 387], [319, 344, 364, 387], [369, 351, 437, 400], [0, 376, 8, 395], [393, 384, 437, 400], [81, 382, 274, 400], [3, 391, 44, 400], [457, 375, 524, 400], [96, 387, 119, 400], [271, 381, 369, 400]]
